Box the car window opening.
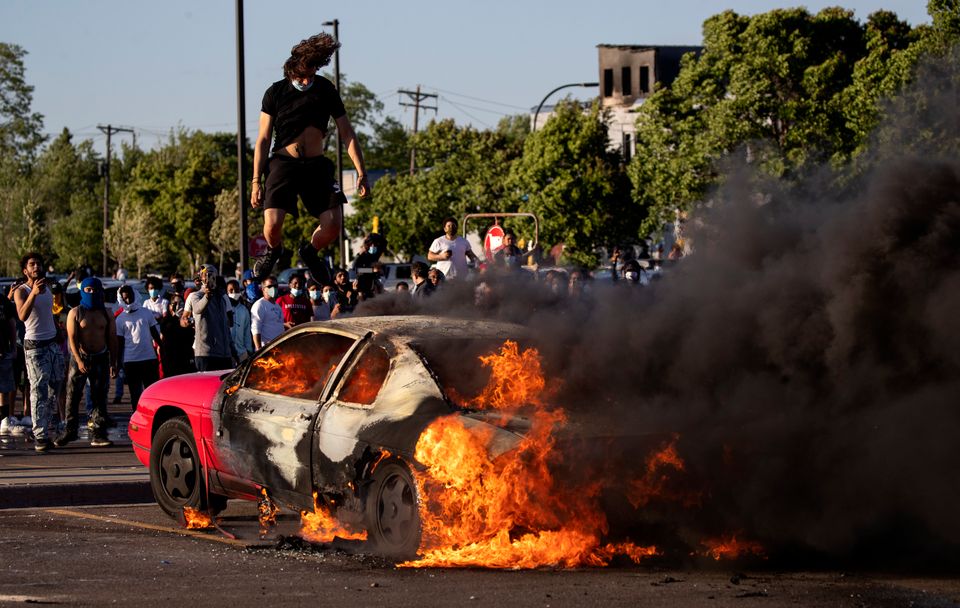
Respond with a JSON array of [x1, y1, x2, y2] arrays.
[[244, 332, 355, 400]]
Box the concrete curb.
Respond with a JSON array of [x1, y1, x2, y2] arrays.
[[0, 481, 153, 510]]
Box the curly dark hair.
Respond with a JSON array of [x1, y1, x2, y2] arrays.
[[283, 33, 340, 79]]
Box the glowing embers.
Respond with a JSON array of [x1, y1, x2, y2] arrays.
[[403, 340, 656, 569], [182, 507, 215, 530], [299, 492, 367, 543], [700, 534, 766, 561], [258, 488, 280, 538]]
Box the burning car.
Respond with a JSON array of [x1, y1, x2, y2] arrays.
[[129, 316, 532, 557]]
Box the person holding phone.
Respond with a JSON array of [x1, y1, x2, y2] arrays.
[[12, 252, 65, 452]]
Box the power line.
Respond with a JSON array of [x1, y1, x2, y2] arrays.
[[424, 86, 529, 111], [440, 96, 493, 129]]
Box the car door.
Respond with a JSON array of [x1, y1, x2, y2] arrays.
[[214, 328, 360, 507]]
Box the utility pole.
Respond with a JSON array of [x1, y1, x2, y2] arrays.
[[236, 0, 249, 272], [399, 85, 437, 175], [97, 124, 134, 276]]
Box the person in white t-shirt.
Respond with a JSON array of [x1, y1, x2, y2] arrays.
[[250, 276, 285, 349], [115, 285, 160, 410], [142, 276, 169, 321], [427, 217, 478, 280]]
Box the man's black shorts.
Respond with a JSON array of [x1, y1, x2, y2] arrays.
[[263, 155, 346, 217]]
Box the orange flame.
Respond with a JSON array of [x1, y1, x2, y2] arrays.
[[401, 341, 657, 568], [628, 434, 701, 508], [182, 507, 214, 530], [299, 492, 367, 543], [701, 534, 766, 560], [247, 350, 337, 396], [258, 488, 280, 537]]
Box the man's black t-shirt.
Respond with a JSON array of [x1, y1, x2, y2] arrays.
[[261, 78, 346, 153]]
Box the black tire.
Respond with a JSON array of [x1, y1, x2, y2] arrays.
[[149, 416, 226, 520], [365, 459, 422, 559]]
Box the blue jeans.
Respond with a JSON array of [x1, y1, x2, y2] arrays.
[[24, 342, 65, 442]]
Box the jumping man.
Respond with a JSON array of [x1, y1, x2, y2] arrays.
[[251, 33, 370, 285]]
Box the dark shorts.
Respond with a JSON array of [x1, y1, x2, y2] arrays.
[[264, 155, 346, 218]]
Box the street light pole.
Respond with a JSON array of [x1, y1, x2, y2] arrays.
[[322, 19, 346, 269], [532, 82, 599, 131], [236, 0, 249, 273]]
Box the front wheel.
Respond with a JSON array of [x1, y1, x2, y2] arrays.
[[365, 459, 421, 559], [149, 416, 226, 519]]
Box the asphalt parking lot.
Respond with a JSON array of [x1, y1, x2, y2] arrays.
[[2, 403, 959, 607], [2, 501, 960, 608]]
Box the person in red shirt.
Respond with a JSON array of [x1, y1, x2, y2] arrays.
[[276, 273, 312, 329]]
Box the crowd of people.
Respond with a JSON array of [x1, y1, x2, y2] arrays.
[[0, 218, 674, 452], [0, 32, 678, 454]]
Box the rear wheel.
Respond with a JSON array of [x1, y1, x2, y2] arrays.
[[149, 416, 226, 519], [365, 459, 421, 559]]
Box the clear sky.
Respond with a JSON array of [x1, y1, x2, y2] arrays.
[[1, 0, 931, 150]]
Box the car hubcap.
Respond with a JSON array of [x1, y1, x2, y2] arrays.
[[378, 473, 416, 545], [159, 436, 196, 500]]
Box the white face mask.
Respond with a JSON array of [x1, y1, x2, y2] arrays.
[[322, 290, 334, 304], [264, 286, 277, 299], [625, 271, 639, 282], [228, 292, 241, 301]]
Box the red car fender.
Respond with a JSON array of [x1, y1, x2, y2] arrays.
[[129, 371, 231, 471]]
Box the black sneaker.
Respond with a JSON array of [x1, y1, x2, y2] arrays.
[[253, 245, 285, 282], [53, 429, 79, 447], [35, 439, 53, 453], [90, 436, 114, 448], [298, 242, 331, 286]]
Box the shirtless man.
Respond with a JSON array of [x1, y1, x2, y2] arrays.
[[54, 277, 118, 447], [250, 33, 370, 286]]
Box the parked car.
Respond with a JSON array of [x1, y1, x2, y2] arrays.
[[129, 316, 530, 556]]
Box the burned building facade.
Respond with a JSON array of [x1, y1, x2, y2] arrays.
[[597, 44, 701, 160]]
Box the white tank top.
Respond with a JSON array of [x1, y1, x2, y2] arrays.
[[19, 283, 57, 341]]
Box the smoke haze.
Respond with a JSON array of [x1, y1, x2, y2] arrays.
[[354, 52, 960, 565]]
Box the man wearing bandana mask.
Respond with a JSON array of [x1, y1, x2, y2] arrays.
[[250, 33, 370, 286], [116, 285, 161, 416], [55, 278, 118, 447]]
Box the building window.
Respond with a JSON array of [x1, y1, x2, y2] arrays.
[[603, 69, 614, 97], [622, 133, 632, 163], [640, 66, 650, 94], [621, 67, 632, 96]]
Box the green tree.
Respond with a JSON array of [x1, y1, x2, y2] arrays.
[[210, 187, 240, 275], [364, 116, 410, 171], [0, 43, 45, 166], [122, 129, 238, 273], [628, 7, 912, 235], [0, 42, 46, 273], [505, 100, 633, 267], [105, 198, 163, 278], [348, 119, 520, 260], [33, 129, 105, 270]]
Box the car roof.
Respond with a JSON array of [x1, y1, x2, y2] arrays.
[[291, 314, 526, 342]]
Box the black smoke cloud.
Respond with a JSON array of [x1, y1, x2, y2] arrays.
[[354, 53, 960, 565]]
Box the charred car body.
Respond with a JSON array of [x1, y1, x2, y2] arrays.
[[129, 316, 528, 555]]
